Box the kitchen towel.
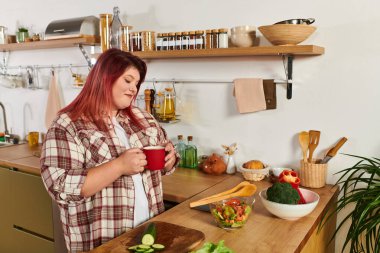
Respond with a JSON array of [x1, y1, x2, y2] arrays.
[[233, 78, 266, 113], [45, 71, 62, 129], [263, 79, 277, 110]]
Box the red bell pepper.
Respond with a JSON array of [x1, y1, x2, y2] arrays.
[[279, 170, 306, 204]]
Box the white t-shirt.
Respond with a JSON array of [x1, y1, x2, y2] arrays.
[[112, 117, 150, 227]]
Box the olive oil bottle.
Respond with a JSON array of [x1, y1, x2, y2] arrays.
[[184, 136, 198, 169], [174, 135, 186, 167]]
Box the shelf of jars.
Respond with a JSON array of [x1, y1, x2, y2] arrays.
[[130, 45, 324, 59], [0, 36, 100, 51]]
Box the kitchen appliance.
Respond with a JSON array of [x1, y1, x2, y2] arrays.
[[274, 18, 315, 25], [45, 16, 99, 40]]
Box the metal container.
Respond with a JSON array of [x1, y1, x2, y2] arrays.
[[45, 16, 99, 40], [274, 18, 315, 25]]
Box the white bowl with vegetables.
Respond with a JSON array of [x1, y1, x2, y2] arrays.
[[259, 184, 319, 221]]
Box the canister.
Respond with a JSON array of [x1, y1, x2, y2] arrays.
[[120, 25, 132, 51], [0, 26, 7, 44], [99, 14, 112, 52], [141, 31, 156, 51]]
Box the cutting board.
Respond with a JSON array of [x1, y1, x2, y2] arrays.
[[88, 221, 205, 253]]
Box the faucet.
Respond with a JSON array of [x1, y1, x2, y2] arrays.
[[0, 102, 9, 139]]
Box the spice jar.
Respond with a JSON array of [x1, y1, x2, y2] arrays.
[[99, 14, 112, 52], [156, 33, 162, 51], [211, 29, 219, 48], [161, 33, 168, 51], [168, 32, 176, 50], [130, 32, 142, 51], [175, 32, 182, 50], [141, 31, 156, 51], [218, 28, 228, 48], [189, 31, 196, 49], [195, 30, 205, 49], [205, 29, 212, 49], [181, 31, 189, 50], [120, 25, 132, 51]]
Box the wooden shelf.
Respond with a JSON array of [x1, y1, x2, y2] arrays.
[[131, 45, 324, 59], [0, 36, 100, 52]]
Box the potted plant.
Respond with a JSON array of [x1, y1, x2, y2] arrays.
[[16, 27, 29, 43], [320, 154, 380, 253]]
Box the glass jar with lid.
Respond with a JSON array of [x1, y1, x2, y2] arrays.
[[211, 29, 219, 48], [99, 14, 112, 52], [161, 33, 168, 51], [205, 29, 212, 49], [175, 32, 182, 50], [141, 31, 156, 51], [168, 32, 176, 50], [130, 32, 142, 51], [189, 31, 196, 49], [156, 33, 162, 51], [181, 31, 189, 50], [119, 25, 132, 51], [218, 28, 228, 48], [195, 30, 205, 49]]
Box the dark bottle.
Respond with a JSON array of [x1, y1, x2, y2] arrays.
[[175, 135, 186, 167], [185, 136, 198, 169]]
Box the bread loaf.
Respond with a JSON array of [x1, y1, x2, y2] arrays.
[[243, 160, 264, 170]]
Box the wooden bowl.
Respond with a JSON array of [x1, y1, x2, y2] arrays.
[[258, 24, 316, 46]]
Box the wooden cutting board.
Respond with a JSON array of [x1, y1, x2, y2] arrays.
[[88, 221, 205, 253]]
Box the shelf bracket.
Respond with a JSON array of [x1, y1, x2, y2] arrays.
[[78, 44, 93, 69], [282, 54, 294, 100]]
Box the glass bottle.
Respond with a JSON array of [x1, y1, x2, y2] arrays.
[[218, 28, 228, 48], [175, 135, 186, 167], [110, 6, 123, 49], [99, 14, 112, 52], [185, 136, 198, 169], [205, 29, 212, 49], [162, 87, 176, 121]]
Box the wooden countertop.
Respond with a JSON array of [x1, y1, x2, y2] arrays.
[[91, 175, 338, 253], [0, 144, 230, 203]]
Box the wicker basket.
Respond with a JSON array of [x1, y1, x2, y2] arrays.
[[239, 165, 270, 181], [299, 160, 327, 188]]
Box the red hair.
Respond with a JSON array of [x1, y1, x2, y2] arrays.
[[60, 49, 147, 131]]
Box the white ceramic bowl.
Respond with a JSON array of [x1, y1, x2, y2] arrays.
[[259, 188, 319, 220]]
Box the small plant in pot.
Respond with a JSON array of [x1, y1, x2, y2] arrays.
[[320, 154, 380, 253], [16, 27, 29, 43]]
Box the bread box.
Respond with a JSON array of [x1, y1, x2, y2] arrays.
[[45, 16, 99, 40]]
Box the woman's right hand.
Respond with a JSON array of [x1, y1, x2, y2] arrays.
[[117, 148, 147, 175]]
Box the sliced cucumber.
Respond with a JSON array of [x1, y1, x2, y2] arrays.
[[141, 223, 156, 246], [138, 244, 152, 249], [128, 245, 139, 251], [145, 249, 154, 253], [152, 243, 165, 250], [136, 248, 148, 252]]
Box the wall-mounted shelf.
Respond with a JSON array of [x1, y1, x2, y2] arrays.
[[131, 45, 324, 59], [0, 37, 100, 52]]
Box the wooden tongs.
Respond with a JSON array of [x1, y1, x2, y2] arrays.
[[189, 181, 257, 208]]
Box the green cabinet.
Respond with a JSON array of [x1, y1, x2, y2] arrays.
[[0, 166, 55, 253]]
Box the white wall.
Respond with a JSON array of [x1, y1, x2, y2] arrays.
[[1, 1, 379, 251]]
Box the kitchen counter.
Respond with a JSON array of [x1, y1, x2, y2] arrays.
[[91, 175, 338, 253], [0, 144, 338, 252]]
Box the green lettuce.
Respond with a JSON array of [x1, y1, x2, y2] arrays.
[[190, 240, 234, 253]]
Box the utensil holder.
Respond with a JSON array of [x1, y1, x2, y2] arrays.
[[299, 160, 327, 188]]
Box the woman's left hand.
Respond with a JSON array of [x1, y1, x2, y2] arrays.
[[164, 142, 176, 170]]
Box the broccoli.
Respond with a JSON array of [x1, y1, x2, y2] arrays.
[[266, 182, 300, 204]]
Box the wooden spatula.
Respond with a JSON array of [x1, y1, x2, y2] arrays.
[[189, 184, 257, 208], [196, 181, 251, 201], [308, 130, 321, 163], [298, 131, 309, 163]]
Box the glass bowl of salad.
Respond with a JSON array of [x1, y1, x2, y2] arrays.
[[209, 195, 255, 229]]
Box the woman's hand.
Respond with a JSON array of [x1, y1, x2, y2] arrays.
[[164, 142, 176, 170], [118, 148, 147, 175]]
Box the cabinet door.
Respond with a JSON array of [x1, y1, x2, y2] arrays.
[[11, 170, 54, 239], [0, 167, 12, 253], [12, 227, 54, 253]]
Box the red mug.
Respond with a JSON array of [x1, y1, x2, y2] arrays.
[[143, 146, 166, 171]]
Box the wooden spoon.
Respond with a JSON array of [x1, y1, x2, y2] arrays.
[[298, 131, 309, 163], [196, 181, 251, 201], [308, 130, 321, 163], [189, 184, 257, 208]]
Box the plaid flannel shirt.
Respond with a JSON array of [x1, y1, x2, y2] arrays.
[[40, 107, 177, 252]]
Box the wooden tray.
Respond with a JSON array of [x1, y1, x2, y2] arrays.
[[88, 221, 205, 253]]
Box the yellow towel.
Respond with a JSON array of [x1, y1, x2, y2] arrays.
[[233, 78, 266, 113], [45, 72, 62, 128]]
